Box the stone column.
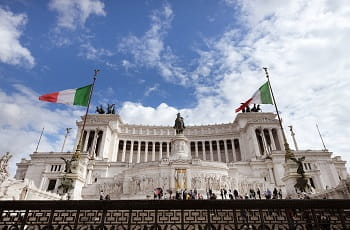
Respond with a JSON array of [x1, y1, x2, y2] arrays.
[[261, 130, 269, 155], [129, 141, 134, 163], [152, 142, 156, 161], [145, 142, 149, 162], [224, 140, 229, 163], [232, 139, 237, 162], [121, 140, 126, 162], [209, 141, 214, 161], [216, 140, 221, 162], [195, 141, 199, 158], [137, 141, 141, 163], [83, 130, 89, 152], [166, 142, 170, 158], [159, 142, 163, 159], [202, 141, 206, 160], [253, 128, 261, 156], [269, 129, 276, 151], [113, 139, 120, 162]]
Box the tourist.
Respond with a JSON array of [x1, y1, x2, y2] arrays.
[[265, 189, 272, 199], [257, 188, 261, 199], [233, 189, 239, 199], [99, 190, 104, 200], [278, 188, 282, 199], [220, 189, 224, 200], [223, 188, 227, 199], [273, 188, 278, 199], [228, 189, 233, 199], [105, 194, 110, 200]]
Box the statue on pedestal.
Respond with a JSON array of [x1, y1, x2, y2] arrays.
[[174, 113, 185, 134]]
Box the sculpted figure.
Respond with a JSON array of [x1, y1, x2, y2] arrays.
[[174, 113, 185, 134], [291, 156, 306, 176], [107, 104, 115, 114], [0, 152, 11, 174], [60, 157, 73, 173], [96, 105, 105, 114]]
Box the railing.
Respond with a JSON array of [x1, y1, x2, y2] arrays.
[[1, 199, 350, 229]]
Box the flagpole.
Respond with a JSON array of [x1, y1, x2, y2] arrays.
[[72, 69, 100, 161], [316, 124, 327, 151], [263, 67, 294, 161], [35, 127, 45, 152]]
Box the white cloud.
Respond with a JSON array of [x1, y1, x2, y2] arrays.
[[0, 85, 83, 176], [49, 0, 106, 30], [119, 0, 350, 169], [79, 42, 113, 60], [144, 84, 159, 96], [118, 3, 188, 85], [0, 7, 35, 68]]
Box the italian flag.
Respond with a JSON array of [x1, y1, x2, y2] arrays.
[[235, 81, 273, 113], [39, 84, 92, 106]]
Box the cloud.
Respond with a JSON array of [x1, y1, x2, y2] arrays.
[[119, 0, 350, 169], [0, 7, 35, 68], [144, 84, 159, 96], [118, 3, 188, 85], [0, 84, 83, 176], [49, 0, 106, 30], [79, 42, 113, 61]]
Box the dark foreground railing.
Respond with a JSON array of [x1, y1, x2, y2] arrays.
[[1, 199, 350, 230]]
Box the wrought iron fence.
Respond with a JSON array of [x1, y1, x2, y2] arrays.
[[1, 199, 350, 229]]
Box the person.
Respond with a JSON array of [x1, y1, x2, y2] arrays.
[[257, 188, 261, 199], [99, 190, 104, 200], [220, 189, 224, 200], [233, 189, 239, 199], [273, 188, 278, 199], [278, 189, 283, 199], [265, 189, 271, 199], [105, 194, 110, 200]]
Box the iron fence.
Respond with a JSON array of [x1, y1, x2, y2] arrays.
[[1, 199, 350, 229]]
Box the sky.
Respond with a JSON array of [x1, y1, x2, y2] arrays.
[[1, 0, 349, 176]]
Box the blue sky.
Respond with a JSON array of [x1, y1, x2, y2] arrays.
[[1, 0, 350, 175]]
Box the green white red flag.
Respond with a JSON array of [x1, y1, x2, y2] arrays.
[[235, 81, 273, 113], [39, 84, 92, 106]]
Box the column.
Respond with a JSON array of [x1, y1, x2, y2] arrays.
[[129, 141, 134, 163], [166, 142, 170, 158], [209, 141, 214, 161], [121, 140, 126, 162], [231, 139, 237, 162], [268, 129, 276, 151], [261, 130, 269, 155], [83, 130, 90, 152], [202, 141, 206, 160], [145, 142, 149, 162], [268, 166, 275, 184], [253, 128, 261, 157], [277, 128, 284, 150], [195, 142, 199, 158], [152, 142, 156, 161], [137, 141, 141, 163], [113, 139, 120, 162], [224, 140, 229, 163], [216, 140, 221, 162], [159, 142, 163, 159]]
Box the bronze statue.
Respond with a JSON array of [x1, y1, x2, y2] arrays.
[[174, 113, 185, 134], [60, 157, 73, 173], [291, 156, 306, 176], [107, 104, 115, 114], [96, 105, 105, 114]]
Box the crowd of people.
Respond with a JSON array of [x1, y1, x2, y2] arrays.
[[152, 187, 284, 200]]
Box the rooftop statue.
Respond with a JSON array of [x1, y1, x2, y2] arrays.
[[96, 104, 116, 114], [174, 113, 185, 135]]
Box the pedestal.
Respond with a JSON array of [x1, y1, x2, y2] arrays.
[[169, 134, 191, 161]]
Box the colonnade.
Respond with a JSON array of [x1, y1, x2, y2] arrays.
[[255, 128, 281, 155], [113, 138, 241, 164]]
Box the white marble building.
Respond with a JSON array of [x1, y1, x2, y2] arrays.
[[13, 112, 349, 200]]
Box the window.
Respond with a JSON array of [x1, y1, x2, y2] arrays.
[[47, 179, 57, 191]]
